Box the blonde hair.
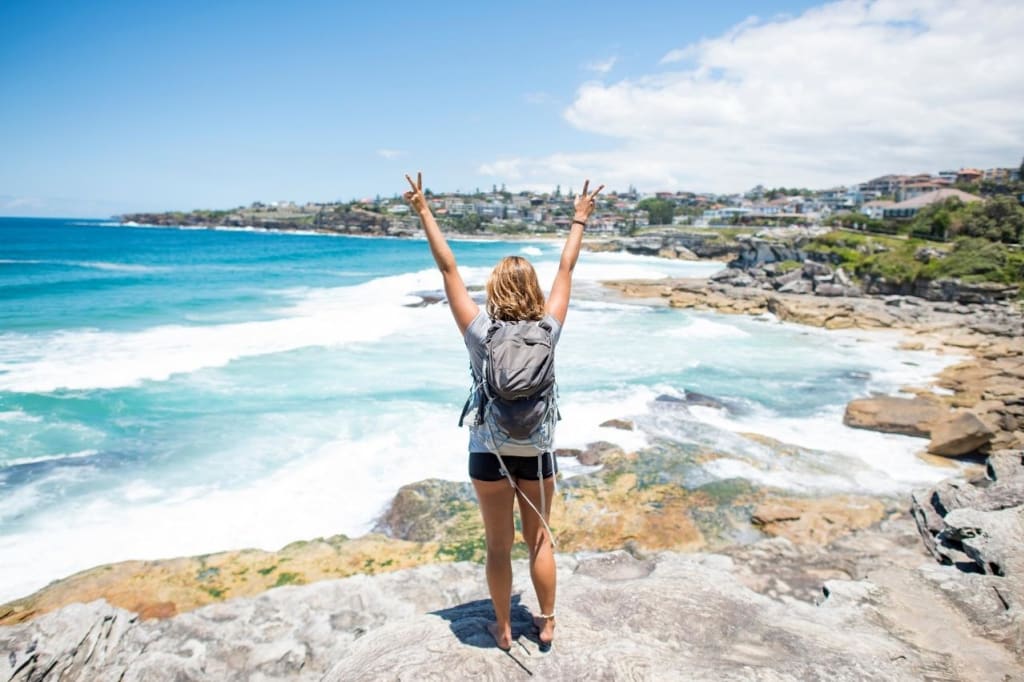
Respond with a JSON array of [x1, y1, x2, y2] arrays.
[[486, 256, 546, 321]]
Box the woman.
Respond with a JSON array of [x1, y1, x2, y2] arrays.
[[403, 172, 603, 651]]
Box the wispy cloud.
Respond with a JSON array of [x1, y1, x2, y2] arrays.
[[1, 196, 43, 210], [376, 149, 403, 160], [584, 56, 617, 74], [483, 0, 1024, 193]]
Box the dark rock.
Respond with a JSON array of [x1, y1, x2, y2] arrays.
[[683, 390, 728, 410], [656, 390, 728, 410], [555, 448, 582, 459], [404, 290, 447, 307]]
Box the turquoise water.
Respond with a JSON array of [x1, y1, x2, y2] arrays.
[[0, 217, 956, 601]]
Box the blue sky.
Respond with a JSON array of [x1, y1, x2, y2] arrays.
[[2, 0, 1022, 217]]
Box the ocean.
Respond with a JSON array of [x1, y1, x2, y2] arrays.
[[0, 217, 958, 602]]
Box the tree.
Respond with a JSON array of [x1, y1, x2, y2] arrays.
[[956, 195, 1024, 244], [450, 213, 484, 233], [911, 198, 962, 241], [636, 198, 674, 226]]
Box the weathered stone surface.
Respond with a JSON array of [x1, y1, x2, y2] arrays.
[[843, 395, 946, 437], [988, 449, 1024, 482], [0, 534, 440, 628], [4, 548, 1020, 681], [928, 410, 995, 456], [750, 496, 886, 545], [778, 278, 814, 294], [910, 450, 1024, 652]]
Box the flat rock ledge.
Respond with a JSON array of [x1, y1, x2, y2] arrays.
[[3, 547, 1021, 681]]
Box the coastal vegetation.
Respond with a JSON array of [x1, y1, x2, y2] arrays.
[[805, 230, 1024, 293]]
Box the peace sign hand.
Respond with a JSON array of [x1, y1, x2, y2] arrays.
[[404, 172, 429, 215], [573, 179, 605, 223]]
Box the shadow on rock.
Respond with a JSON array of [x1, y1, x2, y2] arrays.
[[431, 594, 537, 649]]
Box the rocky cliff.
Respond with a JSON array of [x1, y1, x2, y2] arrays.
[[3, 448, 1022, 680], [4, 531, 1021, 681]]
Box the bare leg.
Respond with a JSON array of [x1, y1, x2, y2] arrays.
[[516, 475, 556, 645], [472, 477, 517, 650]]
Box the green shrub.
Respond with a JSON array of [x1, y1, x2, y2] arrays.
[[857, 246, 922, 285], [273, 571, 302, 587], [921, 238, 1011, 283]]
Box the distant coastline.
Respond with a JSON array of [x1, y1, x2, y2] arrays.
[[117, 206, 571, 241]]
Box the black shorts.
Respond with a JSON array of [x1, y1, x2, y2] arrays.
[[469, 451, 558, 482]]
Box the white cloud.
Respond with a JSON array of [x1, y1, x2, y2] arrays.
[[481, 0, 1024, 193], [584, 56, 618, 74], [376, 149, 403, 160]]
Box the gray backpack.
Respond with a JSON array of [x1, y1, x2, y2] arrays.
[[459, 318, 559, 448]]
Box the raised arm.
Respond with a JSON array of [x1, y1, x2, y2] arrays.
[[546, 179, 604, 325], [404, 172, 479, 335]]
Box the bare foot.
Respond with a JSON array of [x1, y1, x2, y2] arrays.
[[487, 621, 512, 651], [533, 615, 555, 646]]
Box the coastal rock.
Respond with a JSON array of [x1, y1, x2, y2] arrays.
[[599, 418, 635, 431], [729, 236, 808, 269], [373, 479, 476, 542], [654, 390, 728, 411], [927, 410, 994, 457], [778, 278, 813, 295], [867, 277, 1021, 305], [815, 283, 857, 297], [750, 496, 886, 545], [910, 449, 1024, 648], [710, 268, 755, 287], [988, 449, 1024, 481], [576, 441, 624, 466], [0, 534, 440, 628], [843, 395, 946, 437], [589, 232, 740, 261], [772, 267, 804, 288], [802, 260, 833, 278], [658, 245, 698, 260], [4, 548, 1021, 681]]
